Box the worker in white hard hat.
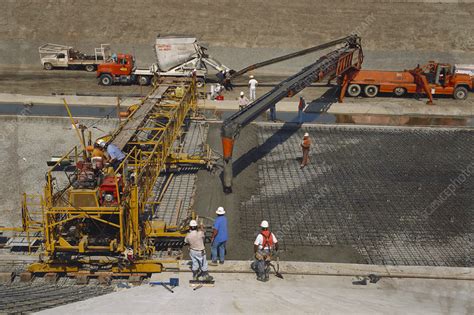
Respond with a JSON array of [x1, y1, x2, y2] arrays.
[[300, 132, 311, 169], [252, 220, 278, 282], [210, 206, 228, 266], [238, 91, 250, 110], [248, 75, 258, 101], [184, 219, 213, 281]]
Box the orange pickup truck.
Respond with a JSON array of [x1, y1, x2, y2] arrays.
[[346, 62, 472, 100]]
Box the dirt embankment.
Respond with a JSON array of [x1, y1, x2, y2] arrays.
[[1, 0, 473, 72]]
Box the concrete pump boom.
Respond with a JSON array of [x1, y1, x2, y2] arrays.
[[221, 35, 363, 192]]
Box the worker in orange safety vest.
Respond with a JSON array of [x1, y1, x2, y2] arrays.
[[252, 220, 279, 282], [300, 132, 311, 168]]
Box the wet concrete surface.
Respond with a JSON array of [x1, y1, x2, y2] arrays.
[[194, 123, 473, 266]]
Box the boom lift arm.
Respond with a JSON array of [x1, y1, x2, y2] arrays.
[[221, 35, 363, 192], [230, 35, 360, 80]]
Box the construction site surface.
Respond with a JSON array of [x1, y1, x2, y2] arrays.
[[0, 0, 473, 313]]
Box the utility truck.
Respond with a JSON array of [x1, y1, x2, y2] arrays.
[[97, 35, 231, 86], [345, 61, 473, 101], [39, 43, 111, 72]]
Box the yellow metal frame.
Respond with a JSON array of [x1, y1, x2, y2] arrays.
[[30, 78, 199, 273]]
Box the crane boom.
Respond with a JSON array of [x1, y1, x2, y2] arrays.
[[230, 35, 359, 80], [221, 35, 363, 192]]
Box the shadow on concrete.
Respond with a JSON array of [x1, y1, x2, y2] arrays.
[[305, 85, 339, 113], [232, 121, 302, 178]]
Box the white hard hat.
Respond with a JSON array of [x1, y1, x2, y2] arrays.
[[240, 91, 244, 96], [216, 206, 226, 215], [304, 133, 309, 137], [260, 220, 269, 228], [97, 139, 106, 147], [249, 75, 254, 79], [189, 220, 198, 227]]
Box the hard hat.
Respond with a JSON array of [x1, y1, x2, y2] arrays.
[[260, 220, 269, 228], [240, 91, 244, 96], [304, 133, 309, 137], [249, 75, 254, 79], [97, 139, 106, 148], [189, 220, 198, 227], [216, 206, 226, 215]]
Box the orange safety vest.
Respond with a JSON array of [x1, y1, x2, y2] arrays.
[[301, 137, 311, 149], [260, 230, 274, 249]]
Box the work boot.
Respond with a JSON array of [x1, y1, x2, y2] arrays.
[[257, 275, 268, 282], [209, 261, 218, 266], [192, 270, 199, 281], [201, 271, 214, 282]]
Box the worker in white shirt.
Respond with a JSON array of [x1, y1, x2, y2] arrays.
[[252, 220, 278, 282], [185, 220, 213, 281], [248, 75, 258, 101], [238, 91, 250, 110]]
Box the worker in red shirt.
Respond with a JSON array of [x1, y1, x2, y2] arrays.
[[300, 132, 311, 168], [298, 96, 306, 124]]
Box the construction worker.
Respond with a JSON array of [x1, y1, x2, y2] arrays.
[[300, 132, 311, 168], [100, 141, 125, 170], [248, 75, 258, 101], [185, 220, 213, 281], [224, 70, 234, 91], [210, 206, 228, 265], [269, 104, 276, 122], [91, 140, 107, 171], [238, 91, 249, 110], [298, 96, 306, 124], [216, 69, 226, 88], [252, 220, 278, 282]]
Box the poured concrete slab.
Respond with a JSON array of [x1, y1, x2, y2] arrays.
[[37, 272, 473, 314]]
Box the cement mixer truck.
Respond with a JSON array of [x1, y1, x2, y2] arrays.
[[97, 35, 231, 87]]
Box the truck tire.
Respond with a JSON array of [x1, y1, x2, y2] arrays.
[[85, 64, 95, 72], [364, 85, 379, 98], [99, 74, 113, 86], [196, 78, 205, 88], [43, 63, 54, 70], [393, 87, 407, 97], [347, 84, 361, 97], [138, 76, 151, 86], [453, 86, 468, 100]]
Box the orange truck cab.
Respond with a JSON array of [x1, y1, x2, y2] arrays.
[[96, 54, 136, 85], [346, 62, 472, 100]]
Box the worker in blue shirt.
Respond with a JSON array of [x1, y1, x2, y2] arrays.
[[210, 206, 228, 265], [100, 142, 125, 170]]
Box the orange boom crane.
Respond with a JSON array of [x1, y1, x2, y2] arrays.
[[221, 35, 363, 192]]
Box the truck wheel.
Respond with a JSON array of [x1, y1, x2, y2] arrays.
[[85, 64, 95, 72], [393, 87, 406, 97], [364, 85, 379, 98], [453, 86, 468, 100], [99, 74, 113, 86], [43, 63, 54, 70], [196, 78, 205, 88], [138, 76, 151, 86], [347, 84, 361, 97]]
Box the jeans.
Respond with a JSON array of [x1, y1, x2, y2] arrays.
[[189, 249, 208, 272], [211, 241, 226, 263], [253, 249, 271, 278], [298, 109, 303, 124], [269, 105, 276, 121]]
